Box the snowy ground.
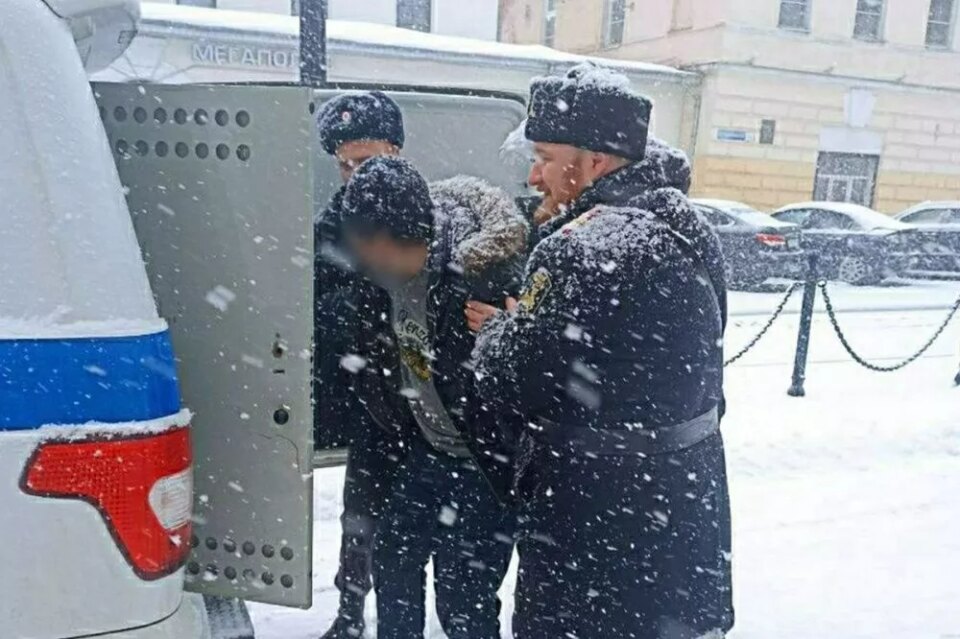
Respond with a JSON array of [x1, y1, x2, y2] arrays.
[[250, 280, 960, 639]]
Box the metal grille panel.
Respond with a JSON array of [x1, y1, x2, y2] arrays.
[[95, 83, 315, 608]]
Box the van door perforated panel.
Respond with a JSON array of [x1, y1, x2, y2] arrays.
[[95, 83, 315, 608]]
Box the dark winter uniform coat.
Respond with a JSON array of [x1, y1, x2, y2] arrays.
[[315, 186, 368, 449], [472, 141, 734, 638]]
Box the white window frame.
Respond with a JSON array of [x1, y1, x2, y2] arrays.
[[603, 0, 627, 48], [853, 0, 886, 41], [544, 0, 558, 47], [778, 0, 811, 32], [926, 0, 957, 48]]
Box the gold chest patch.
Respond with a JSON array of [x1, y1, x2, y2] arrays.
[[517, 268, 553, 315]]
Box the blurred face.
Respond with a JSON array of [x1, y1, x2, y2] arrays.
[[528, 142, 629, 208], [346, 232, 429, 289], [336, 140, 400, 183]]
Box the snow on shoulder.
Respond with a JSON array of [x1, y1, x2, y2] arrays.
[[544, 205, 673, 273]]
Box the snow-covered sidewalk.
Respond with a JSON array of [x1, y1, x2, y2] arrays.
[[251, 283, 960, 638]]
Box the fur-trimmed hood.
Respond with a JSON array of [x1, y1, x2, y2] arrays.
[[430, 176, 529, 277]]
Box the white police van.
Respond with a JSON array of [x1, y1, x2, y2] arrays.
[[0, 1, 528, 637], [0, 2, 219, 637]]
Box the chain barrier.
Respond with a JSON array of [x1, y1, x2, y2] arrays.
[[725, 282, 804, 367], [819, 281, 960, 373]]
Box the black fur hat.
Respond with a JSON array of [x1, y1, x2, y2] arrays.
[[342, 157, 434, 243], [317, 91, 406, 155], [525, 64, 652, 161]]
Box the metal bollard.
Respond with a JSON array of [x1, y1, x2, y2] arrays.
[[788, 253, 819, 397]]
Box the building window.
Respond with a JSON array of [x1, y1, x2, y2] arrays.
[[813, 152, 879, 207], [760, 119, 777, 145], [926, 0, 957, 48], [854, 0, 885, 41], [177, 0, 216, 6], [397, 0, 432, 33], [544, 0, 558, 47], [291, 0, 300, 16], [778, 0, 811, 31], [604, 0, 627, 47]]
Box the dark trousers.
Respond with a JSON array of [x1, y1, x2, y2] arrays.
[[512, 433, 734, 639], [373, 438, 514, 639], [334, 428, 403, 619]]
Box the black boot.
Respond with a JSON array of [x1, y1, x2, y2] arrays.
[[319, 609, 364, 639]]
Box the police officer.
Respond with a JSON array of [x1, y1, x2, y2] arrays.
[[472, 64, 735, 639], [314, 91, 407, 639]]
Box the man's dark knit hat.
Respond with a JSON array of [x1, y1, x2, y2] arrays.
[[342, 156, 434, 243], [525, 63, 652, 161], [317, 91, 406, 155]]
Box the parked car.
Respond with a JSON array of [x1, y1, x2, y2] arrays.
[[692, 198, 804, 288], [895, 201, 960, 276], [771, 202, 922, 285]]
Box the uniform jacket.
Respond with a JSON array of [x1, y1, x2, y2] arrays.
[[474, 139, 727, 436]]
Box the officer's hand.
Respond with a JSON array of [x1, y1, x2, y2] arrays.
[[505, 297, 519, 313], [465, 301, 499, 333]]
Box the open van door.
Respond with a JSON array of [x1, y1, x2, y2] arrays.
[[94, 83, 316, 608], [94, 81, 527, 610], [310, 85, 529, 461]]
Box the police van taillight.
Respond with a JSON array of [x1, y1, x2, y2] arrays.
[[21, 427, 193, 580]]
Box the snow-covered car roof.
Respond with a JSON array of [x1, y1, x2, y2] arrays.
[[692, 198, 752, 211], [775, 201, 912, 231], [693, 198, 797, 228], [896, 201, 960, 218]]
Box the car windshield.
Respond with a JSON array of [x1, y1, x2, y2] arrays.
[[729, 207, 788, 227], [839, 206, 912, 231]]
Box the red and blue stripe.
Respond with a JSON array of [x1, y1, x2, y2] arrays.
[[0, 330, 181, 431]]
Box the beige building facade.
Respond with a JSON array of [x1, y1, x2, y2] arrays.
[[499, 0, 960, 214]]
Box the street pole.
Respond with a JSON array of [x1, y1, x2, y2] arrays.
[[300, 0, 328, 87], [788, 253, 819, 397]]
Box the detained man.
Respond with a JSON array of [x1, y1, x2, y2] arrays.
[[340, 156, 526, 638]]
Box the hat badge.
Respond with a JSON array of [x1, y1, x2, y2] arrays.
[[341, 110, 352, 123]]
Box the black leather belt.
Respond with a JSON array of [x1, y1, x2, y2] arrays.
[[532, 407, 720, 456]]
